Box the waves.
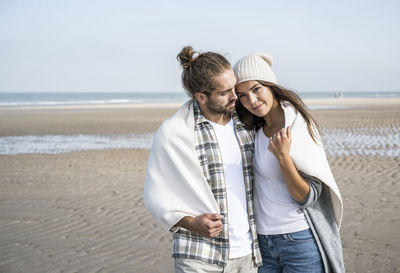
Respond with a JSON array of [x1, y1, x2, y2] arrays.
[[0, 92, 189, 108], [0, 99, 142, 108]]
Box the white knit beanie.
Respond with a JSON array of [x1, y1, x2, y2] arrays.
[[233, 52, 278, 85]]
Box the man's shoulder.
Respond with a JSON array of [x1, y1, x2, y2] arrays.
[[154, 99, 194, 140], [232, 112, 255, 138]]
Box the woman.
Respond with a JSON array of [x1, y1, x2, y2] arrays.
[[233, 53, 344, 273]]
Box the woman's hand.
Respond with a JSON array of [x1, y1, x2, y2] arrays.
[[268, 126, 310, 202], [268, 126, 291, 163]]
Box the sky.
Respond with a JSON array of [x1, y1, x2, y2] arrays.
[[0, 0, 399, 93]]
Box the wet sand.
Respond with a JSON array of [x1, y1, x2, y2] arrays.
[[0, 98, 399, 272]]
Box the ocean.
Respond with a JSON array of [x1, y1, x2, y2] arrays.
[[0, 91, 399, 108], [0, 92, 189, 108]]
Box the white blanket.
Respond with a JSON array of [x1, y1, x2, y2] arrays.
[[282, 101, 343, 227], [143, 100, 219, 231], [144, 99, 343, 231]]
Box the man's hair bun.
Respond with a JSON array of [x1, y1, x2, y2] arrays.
[[177, 46, 199, 69]]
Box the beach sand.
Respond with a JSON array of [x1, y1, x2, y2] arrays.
[[0, 98, 399, 273]]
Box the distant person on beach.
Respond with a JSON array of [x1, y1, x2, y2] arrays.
[[144, 46, 261, 272], [233, 52, 345, 273]]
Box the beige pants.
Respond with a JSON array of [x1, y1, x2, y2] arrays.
[[174, 254, 257, 273]]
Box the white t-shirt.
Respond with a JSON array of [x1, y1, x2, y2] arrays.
[[253, 128, 309, 235], [208, 119, 253, 259]]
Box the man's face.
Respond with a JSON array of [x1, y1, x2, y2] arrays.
[[205, 69, 238, 115]]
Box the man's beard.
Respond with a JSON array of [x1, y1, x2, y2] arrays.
[[206, 99, 236, 115]]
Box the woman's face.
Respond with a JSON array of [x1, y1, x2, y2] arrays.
[[236, 81, 276, 117]]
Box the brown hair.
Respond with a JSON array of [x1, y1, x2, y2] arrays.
[[236, 81, 321, 143], [177, 46, 231, 98]]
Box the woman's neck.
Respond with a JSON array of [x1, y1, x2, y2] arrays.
[[263, 101, 285, 135]]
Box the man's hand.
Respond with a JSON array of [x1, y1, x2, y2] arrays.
[[176, 213, 224, 238]]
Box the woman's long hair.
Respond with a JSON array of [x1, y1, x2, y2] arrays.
[[236, 81, 321, 143]]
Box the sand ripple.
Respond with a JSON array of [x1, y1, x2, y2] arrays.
[[0, 150, 173, 273]]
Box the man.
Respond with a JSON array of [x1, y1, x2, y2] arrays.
[[144, 46, 261, 273]]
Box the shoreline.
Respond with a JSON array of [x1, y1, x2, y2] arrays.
[[305, 97, 400, 107], [0, 97, 399, 111], [0, 102, 185, 111], [1, 98, 399, 138]]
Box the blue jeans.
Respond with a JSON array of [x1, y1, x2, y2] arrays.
[[258, 229, 324, 273]]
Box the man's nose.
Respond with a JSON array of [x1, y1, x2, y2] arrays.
[[230, 89, 237, 100]]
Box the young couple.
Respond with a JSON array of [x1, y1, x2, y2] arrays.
[[144, 46, 344, 273]]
